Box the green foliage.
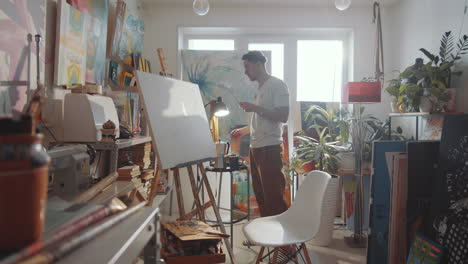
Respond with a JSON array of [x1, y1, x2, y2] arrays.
[[385, 31, 467, 113], [419, 31, 468, 87], [385, 78, 401, 97], [294, 128, 347, 174], [303, 105, 351, 144]]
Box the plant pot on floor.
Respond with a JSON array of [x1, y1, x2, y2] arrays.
[[310, 175, 340, 246]]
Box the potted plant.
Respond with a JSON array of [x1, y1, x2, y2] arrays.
[[293, 128, 349, 174], [385, 78, 400, 112], [419, 31, 468, 112], [384, 31, 468, 113]]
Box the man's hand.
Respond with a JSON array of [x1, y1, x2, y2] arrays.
[[231, 126, 249, 138], [239, 102, 258, 113]]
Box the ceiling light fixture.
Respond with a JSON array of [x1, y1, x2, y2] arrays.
[[335, 0, 352, 10], [193, 0, 210, 16]]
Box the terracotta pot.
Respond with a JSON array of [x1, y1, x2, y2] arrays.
[[0, 134, 50, 253]]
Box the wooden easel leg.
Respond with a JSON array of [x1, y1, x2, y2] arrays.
[[147, 165, 162, 207], [256, 247, 265, 264], [198, 163, 235, 264], [301, 243, 312, 264], [173, 168, 186, 219], [187, 165, 205, 221]]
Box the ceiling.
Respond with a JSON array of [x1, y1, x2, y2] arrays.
[[142, 0, 400, 8]]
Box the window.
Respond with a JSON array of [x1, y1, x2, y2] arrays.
[[248, 43, 284, 80], [188, 39, 235, 50], [297, 40, 343, 102]]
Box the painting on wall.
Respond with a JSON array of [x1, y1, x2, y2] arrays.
[[0, 0, 46, 117], [181, 50, 273, 142], [68, 0, 109, 85], [110, 1, 144, 63], [55, 0, 87, 86]]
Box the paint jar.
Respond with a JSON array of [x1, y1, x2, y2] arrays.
[[0, 134, 50, 253]]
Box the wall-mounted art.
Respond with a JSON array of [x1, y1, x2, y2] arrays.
[[110, 1, 144, 63], [55, 0, 87, 86], [68, 0, 109, 85], [181, 50, 271, 142], [0, 0, 45, 117]]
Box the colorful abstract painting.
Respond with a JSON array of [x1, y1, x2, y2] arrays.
[[0, 0, 45, 117], [69, 0, 109, 85], [111, 1, 144, 63], [181, 50, 272, 142], [407, 233, 443, 264], [55, 0, 87, 86]]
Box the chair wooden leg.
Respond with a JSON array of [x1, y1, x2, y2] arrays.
[[272, 248, 279, 264], [256, 246, 265, 264], [301, 243, 312, 264]]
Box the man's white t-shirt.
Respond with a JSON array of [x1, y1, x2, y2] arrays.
[[250, 76, 290, 149]]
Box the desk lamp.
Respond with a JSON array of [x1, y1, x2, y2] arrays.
[[205, 96, 229, 142], [342, 81, 381, 248]]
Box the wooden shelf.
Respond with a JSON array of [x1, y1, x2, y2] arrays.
[[109, 84, 138, 92], [90, 136, 151, 150], [389, 112, 463, 117]]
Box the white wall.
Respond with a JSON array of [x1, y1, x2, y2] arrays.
[[140, 5, 393, 121]]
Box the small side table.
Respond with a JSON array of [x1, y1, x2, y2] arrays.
[[205, 164, 250, 249]]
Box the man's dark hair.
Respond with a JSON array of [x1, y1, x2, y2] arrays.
[[242, 51, 267, 64]]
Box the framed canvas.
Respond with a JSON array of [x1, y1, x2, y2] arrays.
[[68, 0, 109, 85], [55, 0, 87, 86]]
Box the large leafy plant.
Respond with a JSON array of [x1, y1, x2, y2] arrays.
[[385, 31, 468, 112], [302, 105, 351, 144], [294, 128, 348, 174], [419, 31, 468, 88]]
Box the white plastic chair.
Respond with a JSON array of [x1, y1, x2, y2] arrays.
[[242, 170, 333, 264]]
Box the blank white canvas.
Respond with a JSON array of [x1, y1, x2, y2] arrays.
[[135, 71, 216, 169]]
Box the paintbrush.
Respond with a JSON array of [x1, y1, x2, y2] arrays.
[[0, 198, 127, 264], [17, 202, 146, 264]]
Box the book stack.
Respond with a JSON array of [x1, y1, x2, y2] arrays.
[[132, 142, 152, 169], [140, 169, 154, 197], [118, 142, 152, 169], [117, 165, 142, 187]]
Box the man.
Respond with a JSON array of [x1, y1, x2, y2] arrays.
[[231, 51, 290, 219]]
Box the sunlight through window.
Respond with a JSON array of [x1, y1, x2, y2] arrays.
[[188, 39, 235, 50], [297, 40, 343, 102], [248, 43, 284, 80]]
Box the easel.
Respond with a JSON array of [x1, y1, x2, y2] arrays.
[[137, 56, 235, 262], [157, 48, 174, 78], [148, 161, 235, 264]]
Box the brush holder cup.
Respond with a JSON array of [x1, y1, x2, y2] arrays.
[[0, 134, 50, 253]]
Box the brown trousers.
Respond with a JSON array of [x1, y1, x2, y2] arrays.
[[250, 144, 288, 217]]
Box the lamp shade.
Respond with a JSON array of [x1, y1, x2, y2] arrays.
[[213, 97, 229, 117], [341, 82, 381, 104]]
